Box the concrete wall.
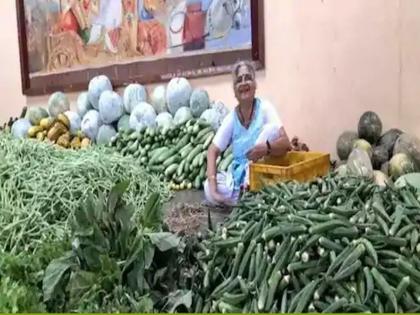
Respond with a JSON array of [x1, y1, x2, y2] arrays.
[[1, 0, 419, 157]]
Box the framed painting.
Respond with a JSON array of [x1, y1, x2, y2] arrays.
[[16, 0, 265, 96]]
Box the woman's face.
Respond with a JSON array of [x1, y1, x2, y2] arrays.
[[234, 65, 256, 103]]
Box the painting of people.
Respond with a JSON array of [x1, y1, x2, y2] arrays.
[[22, 0, 253, 77]]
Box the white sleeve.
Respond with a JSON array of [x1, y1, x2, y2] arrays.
[[212, 113, 234, 152], [260, 99, 283, 128]]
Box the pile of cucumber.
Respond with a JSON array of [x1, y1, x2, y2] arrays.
[[193, 173, 420, 313], [110, 119, 233, 190]]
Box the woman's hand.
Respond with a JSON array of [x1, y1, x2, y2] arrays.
[[247, 143, 267, 162]]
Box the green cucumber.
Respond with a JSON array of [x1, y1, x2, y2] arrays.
[[196, 126, 213, 140], [202, 131, 215, 148], [165, 164, 179, 178], [219, 154, 233, 172], [177, 160, 186, 177], [186, 145, 203, 164], [163, 155, 181, 167]]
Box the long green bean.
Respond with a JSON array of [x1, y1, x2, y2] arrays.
[[0, 133, 171, 254]]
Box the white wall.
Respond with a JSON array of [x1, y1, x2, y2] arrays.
[[1, 0, 419, 157]]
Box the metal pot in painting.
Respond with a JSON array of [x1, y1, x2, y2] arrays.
[[168, 0, 241, 52]]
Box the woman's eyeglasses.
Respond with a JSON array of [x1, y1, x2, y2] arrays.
[[235, 73, 254, 84]]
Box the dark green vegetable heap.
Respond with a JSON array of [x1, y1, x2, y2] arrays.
[[193, 173, 420, 313], [110, 119, 233, 190], [42, 182, 197, 313]]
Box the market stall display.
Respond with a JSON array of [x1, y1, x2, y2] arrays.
[[192, 173, 420, 313], [336, 111, 420, 182], [5, 68, 420, 313], [110, 118, 233, 190]]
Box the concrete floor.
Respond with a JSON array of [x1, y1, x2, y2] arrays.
[[163, 189, 231, 232]]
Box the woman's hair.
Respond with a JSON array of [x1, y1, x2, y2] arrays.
[[232, 60, 256, 81]]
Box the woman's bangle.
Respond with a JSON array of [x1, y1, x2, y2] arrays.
[[209, 175, 217, 181]]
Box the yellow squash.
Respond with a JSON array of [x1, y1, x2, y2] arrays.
[[28, 126, 43, 138], [47, 121, 68, 142], [81, 138, 91, 149]]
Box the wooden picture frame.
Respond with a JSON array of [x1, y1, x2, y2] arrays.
[[16, 0, 265, 96]]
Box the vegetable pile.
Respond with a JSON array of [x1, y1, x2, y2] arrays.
[[42, 182, 197, 313], [336, 111, 420, 182], [111, 118, 233, 190], [10, 76, 229, 158], [192, 173, 420, 313], [0, 133, 176, 312], [23, 112, 90, 149]]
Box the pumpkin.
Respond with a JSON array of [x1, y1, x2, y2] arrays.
[[336, 131, 358, 161], [358, 111, 383, 144], [378, 128, 402, 155], [381, 162, 390, 176], [371, 145, 389, 170], [353, 139, 373, 160], [389, 153, 416, 179], [393, 133, 420, 169], [347, 148, 373, 179]]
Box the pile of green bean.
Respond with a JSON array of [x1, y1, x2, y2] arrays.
[[0, 133, 171, 255]]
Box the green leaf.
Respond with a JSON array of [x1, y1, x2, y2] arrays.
[[115, 204, 134, 230], [143, 241, 155, 270], [82, 247, 102, 270], [73, 201, 91, 229], [153, 267, 167, 286], [107, 181, 129, 214], [68, 271, 97, 301], [126, 260, 148, 293], [165, 290, 192, 313], [123, 235, 144, 275], [147, 232, 180, 252], [73, 226, 94, 237], [141, 193, 163, 229], [42, 252, 76, 302], [132, 295, 154, 313]]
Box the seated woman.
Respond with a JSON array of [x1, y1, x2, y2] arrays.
[[205, 60, 292, 206]]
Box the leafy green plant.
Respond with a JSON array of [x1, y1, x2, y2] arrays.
[[42, 182, 190, 312], [0, 277, 45, 313]]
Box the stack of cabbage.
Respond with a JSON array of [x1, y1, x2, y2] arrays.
[[11, 75, 228, 145], [336, 111, 420, 184], [111, 118, 233, 190], [106, 76, 230, 190]]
